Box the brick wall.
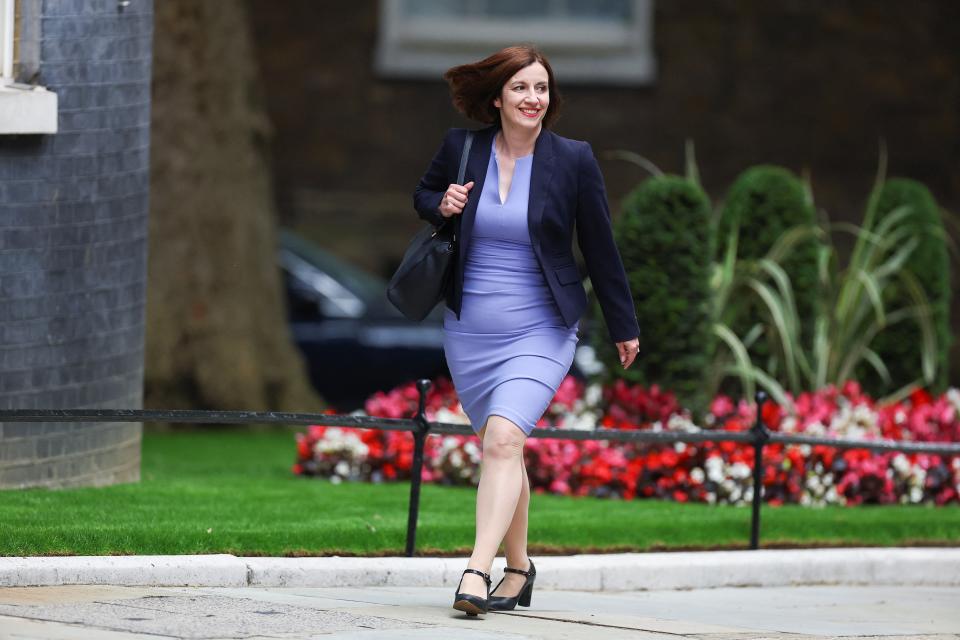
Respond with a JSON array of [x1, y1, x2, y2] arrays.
[[0, 0, 153, 489], [247, 0, 960, 386]]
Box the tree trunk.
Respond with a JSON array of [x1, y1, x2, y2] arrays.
[[146, 0, 324, 415]]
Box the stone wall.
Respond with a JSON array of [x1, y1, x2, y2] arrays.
[[0, 0, 153, 488]]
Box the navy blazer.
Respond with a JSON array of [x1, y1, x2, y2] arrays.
[[413, 122, 640, 344]]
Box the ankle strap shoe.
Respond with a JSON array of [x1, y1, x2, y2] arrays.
[[488, 558, 536, 610], [453, 568, 492, 616]]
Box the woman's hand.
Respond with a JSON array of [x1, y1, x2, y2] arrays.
[[439, 181, 474, 218], [616, 337, 640, 369]]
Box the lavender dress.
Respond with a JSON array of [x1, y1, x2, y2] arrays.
[[443, 134, 579, 436]]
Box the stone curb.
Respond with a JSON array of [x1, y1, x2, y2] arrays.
[[1, 548, 957, 590]]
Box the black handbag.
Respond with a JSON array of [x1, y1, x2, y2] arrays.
[[387, 130, 474, 321]]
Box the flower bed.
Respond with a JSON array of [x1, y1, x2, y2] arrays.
[[292, 377, 960, 507]]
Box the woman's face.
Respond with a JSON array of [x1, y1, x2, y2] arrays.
[[493, 62, 550, 130]]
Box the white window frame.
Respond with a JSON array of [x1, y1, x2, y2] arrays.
[[0, 0, 57, 134], [374, 0, 656, 86], [0, 0, 14, 83]]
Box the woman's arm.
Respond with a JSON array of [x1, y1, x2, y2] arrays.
[[575, 141, 641, 345], [413, 128, 454, 227]]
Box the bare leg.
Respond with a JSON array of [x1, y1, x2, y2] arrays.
[[458, 415, 526, 598], [490, 460, 531, 597]]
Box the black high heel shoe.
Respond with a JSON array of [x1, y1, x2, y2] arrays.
[[487, 558, 536, 610], [452, 568, 491, 616]]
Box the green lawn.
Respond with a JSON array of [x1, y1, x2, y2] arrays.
[[1, 428, 957, 557]]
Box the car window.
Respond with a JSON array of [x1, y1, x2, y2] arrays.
[[278, 228, 386, 304]]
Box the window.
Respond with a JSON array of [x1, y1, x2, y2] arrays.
[[374, 0, 656, 86], [0, 0, 57, 134], [0, 0, 15, 83]]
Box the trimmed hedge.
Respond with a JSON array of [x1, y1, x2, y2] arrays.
[[589, 175, 714, 418], [716, 165, 822, 379], [858, 178, 952, 395]]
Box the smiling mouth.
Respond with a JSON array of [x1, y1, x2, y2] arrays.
[[519, 108, 540, 117]]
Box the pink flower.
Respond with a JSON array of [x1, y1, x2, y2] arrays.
[[710, 395, 735, 418]]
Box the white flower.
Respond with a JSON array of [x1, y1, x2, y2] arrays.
[[334, 460, 350, 476], [909, 486, 923, 503], [946, 388, 960, 414], [828, 403, 879, 439], [584, 383, 603, 407], [690, 467, 705, 483], [730, 462, 751, 480], [450, 451, 463, 468], [806, 421, 826, 436], [674, 441, 686, 453], [565, 411, 598, 431], [705, 457, 725, 483], [436, 405, 470, 424], [891, 454, 909, 474], [667, 414, 702, 433], [780, 416, 797, 433]]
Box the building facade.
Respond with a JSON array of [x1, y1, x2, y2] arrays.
[[0, 0, 153, 488]]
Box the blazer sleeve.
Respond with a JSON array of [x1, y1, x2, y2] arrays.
[[575, 141, 641, 344], [413, 127, 455, 227]]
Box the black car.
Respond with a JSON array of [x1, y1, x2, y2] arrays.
[[278, 229, 600, 412], [279, 229, 448, 411]]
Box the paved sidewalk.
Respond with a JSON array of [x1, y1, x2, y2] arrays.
[[0, 548, 957, 639], [0, 583, 956, 639]]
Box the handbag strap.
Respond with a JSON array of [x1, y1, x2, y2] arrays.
[[458, 130, 474, 185], [441, 130, 474, 239]]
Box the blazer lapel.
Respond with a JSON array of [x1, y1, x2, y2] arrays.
[[458, 123, 497, 277], [526, 128, 555, 253]]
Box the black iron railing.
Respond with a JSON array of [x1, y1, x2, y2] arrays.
[[2, 383, 958, 555]]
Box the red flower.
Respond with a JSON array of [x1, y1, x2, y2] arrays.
[[909, 388, 933, 407], [761, 400, 782, 429], [295, 436, 311, 459]]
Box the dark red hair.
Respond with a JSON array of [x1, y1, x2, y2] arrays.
[[442, 44, 563, 129]]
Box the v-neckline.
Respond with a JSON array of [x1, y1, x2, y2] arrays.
[[492, 135, 532, 206]]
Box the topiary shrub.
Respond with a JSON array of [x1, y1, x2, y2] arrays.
[[715, 165, 822, 380], [858, 178, 952, 395], [588, 175, 714, 419]]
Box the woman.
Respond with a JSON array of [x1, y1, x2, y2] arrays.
[[412, 45, 640, 617]]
